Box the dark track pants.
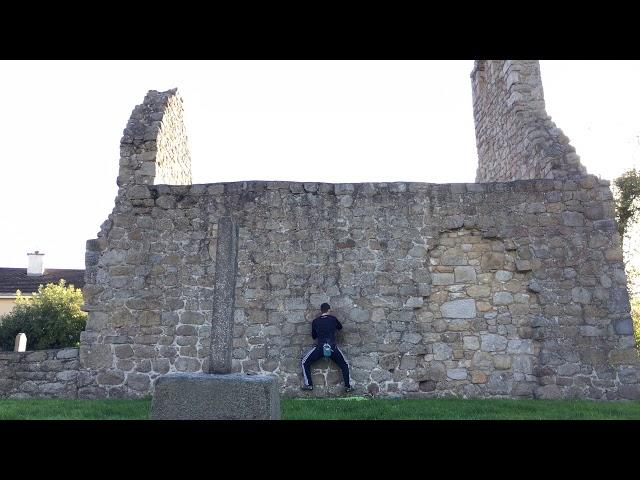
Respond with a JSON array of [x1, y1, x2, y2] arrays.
[[301, 345, 351, 387]]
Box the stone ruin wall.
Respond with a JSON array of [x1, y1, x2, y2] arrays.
[[76, 62, 639, 400], [78, 172, 638, 399], [116, 88, 191, 190], [472, 60, 587, 182], [4, 61, 637, 401]]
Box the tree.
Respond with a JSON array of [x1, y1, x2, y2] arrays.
[[613, 168, 640, 349], [0, 280, 87, 351], [632, 298, 640, 351], [614, 167, 640, 238]]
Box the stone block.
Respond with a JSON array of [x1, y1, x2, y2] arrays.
[[408, 245, 428, 258], [97, 371, 125, 386], [400, 355, 417, 370], [454, 266, 477, 283], [126, 372, 151, 391], [614, 318, 634, 335], [493, 292, 513, 305], [527, 279, 542, 293], [593, 219, 616, 232], [175, 357, 202, 372], [444, 215, 465, 230], [419, 361, 446, 381], [562, 211, 584, 226], [609, 349, 640, 365], [432, 343, 453, 361], [571, 287, 591, 304], [471, 371, 487, 384], [441, 299, 476, 318], [515, 260, 532, 272], [447, 368, 467, 380], [447, 319, 471, 331], [493, 355, 511, 370], [26, 351, 47, 362], [114, 345, 134, 359], [511, 382, 535, 397], [481, 252, 505, 270], [418, 380, 436, 392], [180, 311, 205, 325], [41, 383, 67, 395], [404, 297, 424, 308], [151, 373, 280, 420], [617, 384, 640, 400], [463, 336, 479, 350], [334, 183, 354, 195], [480, 334, 508, 352], [56, 370, 78, 382], [535, 384, 562, 399], [495, 270, 513, 282], [80, 345, 113, 369], [432, 273, 454, 285], [507, 339, 533, 355], [441, 254, 467, 266], [467, 285, 491, 298], [379, 353, 400, 370]]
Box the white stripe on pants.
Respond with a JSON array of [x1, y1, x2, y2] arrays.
[[301, 346, 317, 385]]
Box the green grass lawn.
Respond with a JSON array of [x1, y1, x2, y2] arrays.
[[1, 396, 639, 420], [0, 398, 151, 420], [283, 397, 640, 420]]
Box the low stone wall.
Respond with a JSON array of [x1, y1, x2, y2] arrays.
[[0, 348, 79, 399]]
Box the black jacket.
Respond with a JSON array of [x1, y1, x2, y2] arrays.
[[311, 314, 343, 347]]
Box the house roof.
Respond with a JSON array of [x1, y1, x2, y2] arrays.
[[0, 268, 85, 295]]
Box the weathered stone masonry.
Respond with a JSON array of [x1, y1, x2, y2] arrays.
[[0, 348, 79, 398], [116, 88, 191, 190], [79, 174, 638, 400], [472, 60, 587, 182], [6, 60, 634, 401]]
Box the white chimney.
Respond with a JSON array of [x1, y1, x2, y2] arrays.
[[27, 251, 44, 276]]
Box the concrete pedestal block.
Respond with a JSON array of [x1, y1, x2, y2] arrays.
[[150, 372, 280, 420]]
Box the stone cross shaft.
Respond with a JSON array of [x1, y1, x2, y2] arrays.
[[208, 216, 239, 374]]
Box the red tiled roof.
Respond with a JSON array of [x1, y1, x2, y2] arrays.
[[0, 268, 85, 295]]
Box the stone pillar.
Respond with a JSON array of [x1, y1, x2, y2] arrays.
[[150, 216, 281, 420], [209, 217, 239, 374]]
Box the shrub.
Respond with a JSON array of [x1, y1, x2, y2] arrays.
[[0, 280, 87, 351]]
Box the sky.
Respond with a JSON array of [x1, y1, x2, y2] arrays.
[[0, 60, 639, 270]]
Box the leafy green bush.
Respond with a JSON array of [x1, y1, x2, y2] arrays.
[[0, 280, 87, 351]]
